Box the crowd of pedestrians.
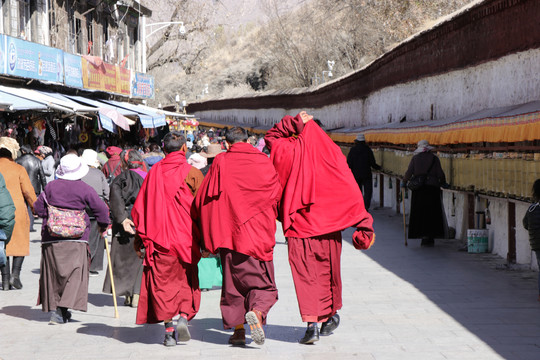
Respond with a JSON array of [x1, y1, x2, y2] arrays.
[[2, 111, 539, 348]]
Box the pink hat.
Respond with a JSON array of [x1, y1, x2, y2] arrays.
[[187, 153, 207, 170]]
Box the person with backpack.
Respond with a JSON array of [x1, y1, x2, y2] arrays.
[[402, 140, 448, 247]]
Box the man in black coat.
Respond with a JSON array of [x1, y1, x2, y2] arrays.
[[346, 134, 381, 210], [16, 145, 46, 232]]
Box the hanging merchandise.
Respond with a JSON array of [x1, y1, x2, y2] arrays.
[[79, 132, 89, 143]]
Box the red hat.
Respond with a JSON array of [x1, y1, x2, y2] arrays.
[[106, 146, 122, 156]]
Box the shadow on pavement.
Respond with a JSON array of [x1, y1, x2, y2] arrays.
[[77, 323, 158, 344], [0, 305, 50, 323], [344, 207, 540, 360], [189, 318, 300, 344], [88, 293, 119, 308]]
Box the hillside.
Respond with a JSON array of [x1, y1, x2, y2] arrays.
[[142, 0, 477, 108]]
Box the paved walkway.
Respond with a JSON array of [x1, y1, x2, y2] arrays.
[[1, 206, 540, 359]]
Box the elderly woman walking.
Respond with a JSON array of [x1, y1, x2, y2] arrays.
[[403, 140, 448, 247], [81, 149, 110, 275], [35, 146, 56, 184], [0, 137, 37, 290], [102, 149, 146, 307], [34, 154, 110, 323]]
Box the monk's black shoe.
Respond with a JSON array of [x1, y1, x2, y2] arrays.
[[299, 324, 319, 344], [176, 316, 191, 342], [163, 331, 176, 346], [320, 313, 340, 336]]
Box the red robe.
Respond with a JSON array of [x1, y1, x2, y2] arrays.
[[194, 142, 282, 261], [132, 151, 200, 267], [131, 151, 201, 323], [265, 114, 375, 322], [264, 114, 374, 240]]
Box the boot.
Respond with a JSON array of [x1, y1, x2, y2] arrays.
[[228, 327, 246, 346], [1, 257, 10, 291], [9, 256, 24, 289]]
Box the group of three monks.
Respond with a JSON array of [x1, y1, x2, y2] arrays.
[[131, 111, 376, 346]]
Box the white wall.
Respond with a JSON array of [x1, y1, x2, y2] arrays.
[[196, 49, 540, 129]]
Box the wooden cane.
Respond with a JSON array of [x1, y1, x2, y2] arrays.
[[402, 187, 408, 247], [103, 232, 119, 318]]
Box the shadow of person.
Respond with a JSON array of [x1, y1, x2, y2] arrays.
[[87, 293, 120, 308], [0, 305, 49, 323], [77, 323, 161, 345], [189, 317, 301, 344]]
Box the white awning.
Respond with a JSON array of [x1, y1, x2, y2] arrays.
[[0, 89, 48, 111], [0, 85, 98, 115], [103, 100, 166, 128], [135, 104, 195, 118]]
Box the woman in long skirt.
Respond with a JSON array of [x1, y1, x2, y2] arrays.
[[34, 154, 110, 323], [103, 150, 147, 307]]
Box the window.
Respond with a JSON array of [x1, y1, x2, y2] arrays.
[[18, 0, 30, 39]]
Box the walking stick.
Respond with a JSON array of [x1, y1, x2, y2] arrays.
[[402, 187, 408, 247], [103, 232, 119, 318]]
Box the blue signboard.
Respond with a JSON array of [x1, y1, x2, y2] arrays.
[[131, 72, 155, 99], [5, 36, 63, 83], [64, 53, 83, 88], [0, 35, 5, 75]]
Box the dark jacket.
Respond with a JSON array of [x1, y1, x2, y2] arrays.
[[110, 170, 145, 241], [347, 142, 381, 180], [403, 151, 446, 188], [0, 173, 16, 243], [523, 203, 540, 251], [16, 153, 47, 195]]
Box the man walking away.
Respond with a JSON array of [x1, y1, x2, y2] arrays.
[[347, 134, 381, 210], [265, 112, 375, 344], [132, 131, 204, 346], [194, 127, 282, 346]]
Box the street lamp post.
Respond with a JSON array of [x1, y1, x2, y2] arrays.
[[322, 60, 335, 83], [142, 20, 186, 73], [145, 21, 186, 38]]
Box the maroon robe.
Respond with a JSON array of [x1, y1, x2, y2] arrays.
[[132, 151, 202, 324], [265, 114, 375, 322], [194, 142, 281, 328]]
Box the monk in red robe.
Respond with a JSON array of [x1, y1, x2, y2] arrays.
[[265, 112, 375, 344], [194, 127, 282, 346], [131, 131, 204, 347]]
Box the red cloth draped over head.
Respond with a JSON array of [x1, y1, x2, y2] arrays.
[[265, 113, 374, 245], [132, 151, 200, 266], [106, 146, 122, 157], [194, 142, 282, 261]]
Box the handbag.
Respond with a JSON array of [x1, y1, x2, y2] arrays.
[[43, 193, 86, 238], [407, 157, 436, 191], [0, 233, 6, 267]]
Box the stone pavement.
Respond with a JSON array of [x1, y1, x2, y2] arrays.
[[1, 206, 540, 360]]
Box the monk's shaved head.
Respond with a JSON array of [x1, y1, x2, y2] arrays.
[[163, 131, 186, 154], [225, 127, 248, 145]]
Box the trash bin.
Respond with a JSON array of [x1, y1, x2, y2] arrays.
[[467, 229, 489, 253]]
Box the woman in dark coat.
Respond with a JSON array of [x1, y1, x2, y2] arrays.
[[403, 140, 448, 247], [102, 150, 147, 307], [34, 154, 110, 324], [523, 179, 540, 301]]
